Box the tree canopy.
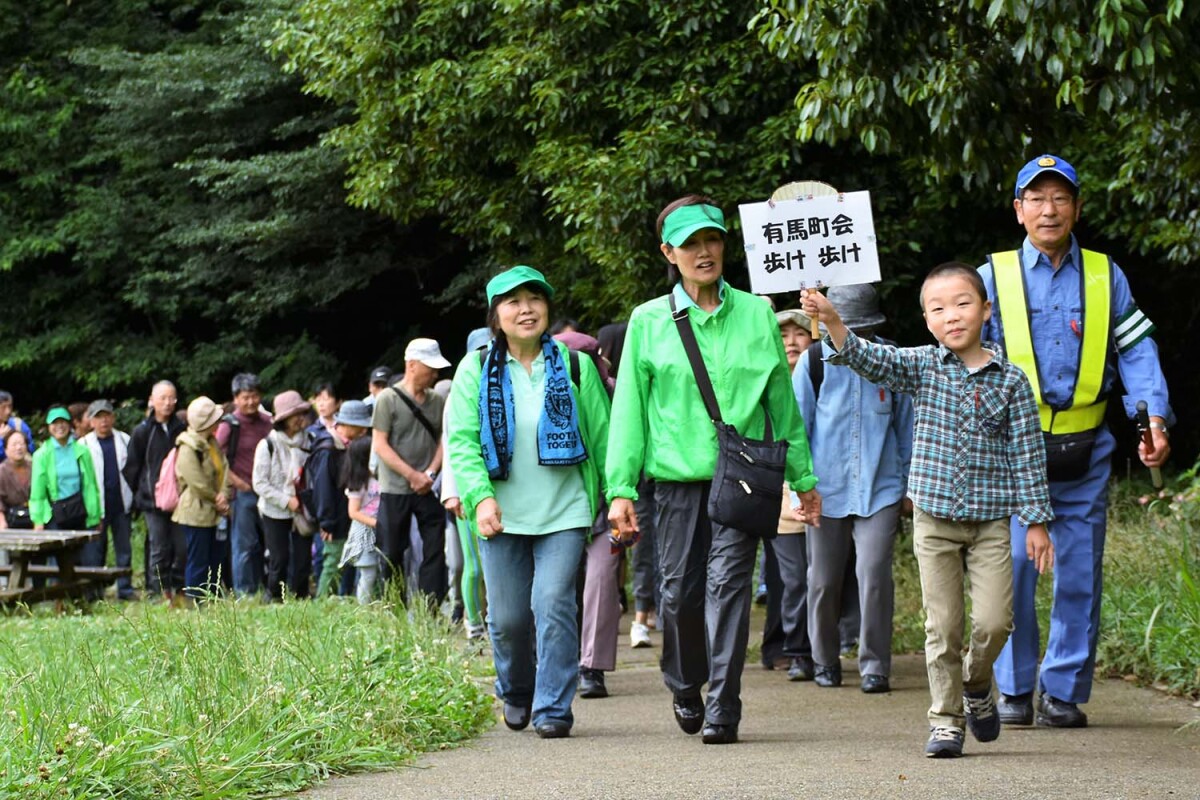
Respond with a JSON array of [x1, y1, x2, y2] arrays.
[[1, 1, 1196, 459]]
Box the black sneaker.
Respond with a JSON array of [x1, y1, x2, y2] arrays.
[[814, 663, 842, 688], [924, 726, 964, 758], [963, 688, 1001, 742], [535, 720, 571, 739], [701, 722, 739, 744], [502, 702, 531, 731], [1037, 692, 1088, 728], [578, 668, 608, 699], [672, 694, 704, 735], [787, 656, 815, 682], [997, 692, 1034, 726]]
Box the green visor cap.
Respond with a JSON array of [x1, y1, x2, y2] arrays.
[[46, 407, 71, 424], [661, 203, 727, 247], [486, 265, 556, 306]]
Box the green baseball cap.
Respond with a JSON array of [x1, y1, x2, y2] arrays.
[[661, 203, 727, 247], [46, 407, 71, 425], [486, 266, 555, 306]]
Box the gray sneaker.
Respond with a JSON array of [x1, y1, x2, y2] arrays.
[[924, 726, 964, 758], [963, 689, 1001, 742]]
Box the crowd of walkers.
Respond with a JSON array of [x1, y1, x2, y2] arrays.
[[0, 154, 1175, 758]]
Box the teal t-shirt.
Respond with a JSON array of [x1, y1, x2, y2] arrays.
[[53, 439, 82, 498], [493, 352, 593, 535]]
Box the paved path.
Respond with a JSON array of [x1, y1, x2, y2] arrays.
[[301, 620, 1200, 800]]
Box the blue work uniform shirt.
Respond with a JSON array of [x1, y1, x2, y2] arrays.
[[794, 341, 914, 518], [978, 236, 1173, 423]]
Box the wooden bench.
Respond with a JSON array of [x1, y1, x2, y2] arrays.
[[0, 530, 128, 605]]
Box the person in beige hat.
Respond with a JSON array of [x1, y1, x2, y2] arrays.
[[252, 390, 315, 601], [173, 396, 233, 600]]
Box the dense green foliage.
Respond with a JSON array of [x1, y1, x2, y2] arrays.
[[0, 598, 491, 798], [752, 0, 1200, 259], [0, 0, 467, 412], [1, 0, 1196, 457], [750, 0, 1199, 457]]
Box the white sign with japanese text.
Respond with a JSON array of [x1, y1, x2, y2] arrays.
[[739, 191, 880, 294]]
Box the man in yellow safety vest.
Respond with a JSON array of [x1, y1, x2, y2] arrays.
[[978, 154, 1172, 729]]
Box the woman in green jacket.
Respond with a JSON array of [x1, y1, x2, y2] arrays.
[[30, 406, 102, 531], [173, 396, 232, 600], [606, 195, 822, 745], [447, 266, 610, 740]]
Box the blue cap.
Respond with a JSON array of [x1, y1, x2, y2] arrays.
[[465, 327, 492, 353], [1015, 154, 1079, 198]]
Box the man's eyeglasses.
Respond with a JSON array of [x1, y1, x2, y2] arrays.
[[1020, 194, 1075, 209]]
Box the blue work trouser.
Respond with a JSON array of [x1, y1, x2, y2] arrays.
[[995, 427, 1113, 704]]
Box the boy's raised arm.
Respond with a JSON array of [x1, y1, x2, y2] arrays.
[[800, 289, 925, 395]]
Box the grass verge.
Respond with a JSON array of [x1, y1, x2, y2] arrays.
[[0, 597, 493, 799]]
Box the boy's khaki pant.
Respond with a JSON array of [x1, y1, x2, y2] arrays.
[[913, 506, 1014, 729]]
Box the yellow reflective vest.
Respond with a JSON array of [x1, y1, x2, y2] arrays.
[[987, 249, 1112, 434]]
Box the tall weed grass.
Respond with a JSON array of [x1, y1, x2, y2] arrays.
[[1098, 479, 1200, 696], [0, 596, 492, 799]]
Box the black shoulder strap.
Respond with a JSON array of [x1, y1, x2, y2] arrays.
[[388, 386, 439, 442], [808, 340, 824, 404], [478, 346, 581, 388], [222, 413, 240, 463], [669, 294, 723, 424]]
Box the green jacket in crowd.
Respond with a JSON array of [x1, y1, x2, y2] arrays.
[[29, 440, 102, 527], [447, 339, 610, 531], [606, 285, 818, 501]]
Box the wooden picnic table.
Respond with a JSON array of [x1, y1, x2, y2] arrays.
[[0, 529, 131, 605]]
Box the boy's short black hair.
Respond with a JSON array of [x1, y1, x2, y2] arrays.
[[920, 262, 987, 308]]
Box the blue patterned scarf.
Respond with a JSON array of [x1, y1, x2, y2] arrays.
[[479, 335, 587, 480]]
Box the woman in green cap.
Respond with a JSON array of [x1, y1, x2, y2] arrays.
[[606, 194, 822, 745], [447, 265, 610, 740], [30, 406, 102, 533]]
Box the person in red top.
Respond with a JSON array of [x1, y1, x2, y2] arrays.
[[215, 373, 274, 596]]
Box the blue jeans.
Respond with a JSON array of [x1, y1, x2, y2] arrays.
[[480, 528, 586, 728], [230, 490, 265, 595], [181, 524, 220, 600], [102, 509, 135, 598]]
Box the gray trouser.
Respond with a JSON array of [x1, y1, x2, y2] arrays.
[[655, 481, 756, 726], [807, 503, 900, 677], [770, 533, 812, 658], [631, 479, 660, 614]]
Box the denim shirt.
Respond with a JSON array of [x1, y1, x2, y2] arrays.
[[794, 341, 913, 519], [978, 236, 1172, 423]]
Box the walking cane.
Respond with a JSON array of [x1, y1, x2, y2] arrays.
[[1135, 400, 1164, 490]]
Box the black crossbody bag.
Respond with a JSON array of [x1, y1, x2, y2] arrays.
[[387, 386, 440, 442], [669, 295, 787, 539], [50, 458, 87, 528]]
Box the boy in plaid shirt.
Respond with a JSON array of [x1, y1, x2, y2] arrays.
[[802, 263, 1054, 758]]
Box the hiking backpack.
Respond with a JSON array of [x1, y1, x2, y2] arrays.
[[154, 445, 182, 512]]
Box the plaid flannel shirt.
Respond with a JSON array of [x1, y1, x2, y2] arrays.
[[827, 332, 1053, 526]]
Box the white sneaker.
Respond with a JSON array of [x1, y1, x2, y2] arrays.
[[630, 621, 652, 648]]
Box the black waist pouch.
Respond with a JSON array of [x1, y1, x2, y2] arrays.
[[1043, 430, 1097, 482], [51, 492, 87, 528]]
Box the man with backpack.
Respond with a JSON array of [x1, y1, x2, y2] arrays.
[[215, 373, 273, 597], [122, 380, 187, 599], [794, 285, 913, 693], [372, 338, 450, 604]]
